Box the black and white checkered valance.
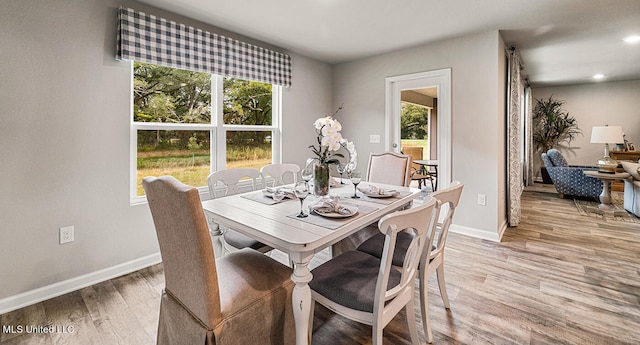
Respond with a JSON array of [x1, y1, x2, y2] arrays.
[[116, 7, 292, 87]]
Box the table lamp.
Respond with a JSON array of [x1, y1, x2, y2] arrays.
[[590, 125, 624, 173]]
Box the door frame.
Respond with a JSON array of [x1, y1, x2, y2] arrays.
[[385, 68, 452, 190]]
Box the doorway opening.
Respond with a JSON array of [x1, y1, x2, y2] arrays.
[[385, 68, 451, 190], [400, 87, 437, 160]]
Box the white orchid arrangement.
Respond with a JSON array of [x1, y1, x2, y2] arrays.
[[309, 107, 357, 170]]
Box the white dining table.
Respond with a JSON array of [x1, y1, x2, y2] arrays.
[[201, 180, 420, 345]]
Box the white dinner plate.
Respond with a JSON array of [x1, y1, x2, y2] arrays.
[[313, 205, 358, 218]]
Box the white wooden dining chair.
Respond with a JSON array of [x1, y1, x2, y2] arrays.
[[356, 181, 464, 343], [309, 198, 439, 345], [260, 163, 300, 187], [207, 168, 272, 256]]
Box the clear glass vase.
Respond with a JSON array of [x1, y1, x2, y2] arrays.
[[313, 162, 330, 197]]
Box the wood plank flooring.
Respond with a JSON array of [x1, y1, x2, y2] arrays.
[[2, 184, 639, 344]]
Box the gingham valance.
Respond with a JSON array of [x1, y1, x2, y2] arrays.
[[116, 7, 292, 87]]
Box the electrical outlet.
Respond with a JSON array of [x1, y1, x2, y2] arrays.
[[369, 134, 381, 144], [477, 194, 487, 206], [60, 226, 74, 244]]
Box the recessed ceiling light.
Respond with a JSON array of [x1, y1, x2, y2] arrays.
[[593, 74, 605, 80], [623, 35, 640, 44]]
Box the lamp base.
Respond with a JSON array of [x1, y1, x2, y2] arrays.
[[596, 156, 618, 173]]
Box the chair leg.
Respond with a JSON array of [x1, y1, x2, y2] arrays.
[[436, 264, 450, 309], [419, 281, 433, 344], [406, 299, 420, 345], [372, 324, 384, 345]]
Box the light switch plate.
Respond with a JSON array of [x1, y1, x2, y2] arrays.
[[370, 134, 380, 144]]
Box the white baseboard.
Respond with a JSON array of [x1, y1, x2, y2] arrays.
[[450, 223, 502, 242], [0, 253, 162, 315]]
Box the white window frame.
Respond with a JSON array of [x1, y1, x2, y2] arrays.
[[130, 63, 282, 204]]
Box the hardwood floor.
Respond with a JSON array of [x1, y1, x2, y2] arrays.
[[2, 184, 639, 344]]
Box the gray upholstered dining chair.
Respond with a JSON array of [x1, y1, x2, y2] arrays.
[[309, 198, 439, 345], [366, 151, 412, 187], [142, 176, 295, 345], [207, 168, 271, 255], [356, 181, 464, 343]]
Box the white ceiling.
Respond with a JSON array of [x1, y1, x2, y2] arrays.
[[137, 0, 640, 87]]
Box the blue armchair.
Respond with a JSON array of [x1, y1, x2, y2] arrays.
[[541, 149, 602, 199]]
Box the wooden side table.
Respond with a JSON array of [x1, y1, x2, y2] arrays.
[[583, 170, 630, 216]]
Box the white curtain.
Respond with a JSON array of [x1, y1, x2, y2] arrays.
[[523, 86, 535, 186], [507, 48, 524, 227]]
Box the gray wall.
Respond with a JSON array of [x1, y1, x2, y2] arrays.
[[532, 80, 640, 173], [283, 54, 335, 168], [0, 0, 330, 303], [0, 0, 510, 308], [332, 30, 508, 238]]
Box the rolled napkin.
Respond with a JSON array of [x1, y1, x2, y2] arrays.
[[309, 196, 353, 215], [264, 187, 296, 199]]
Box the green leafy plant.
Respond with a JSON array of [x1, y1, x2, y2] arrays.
[[533, 95, 582, 152]]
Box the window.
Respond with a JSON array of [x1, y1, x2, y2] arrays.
[[131, 62, 281, 201]]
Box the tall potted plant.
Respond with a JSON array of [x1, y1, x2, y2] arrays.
[[533, 95, 581, 183]]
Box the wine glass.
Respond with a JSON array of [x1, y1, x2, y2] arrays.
[[294, 182, 309, 218], [350, 170, 361, 198], [336, 163, 346, 184], [301, 165, 313, 183]]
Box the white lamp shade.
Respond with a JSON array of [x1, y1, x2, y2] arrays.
[[590, 126, 624, 144]]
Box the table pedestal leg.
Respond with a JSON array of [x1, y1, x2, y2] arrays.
[[585, 179, 628, 217], [599, 180, 612, 205], [291, 254, 314, 345]]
